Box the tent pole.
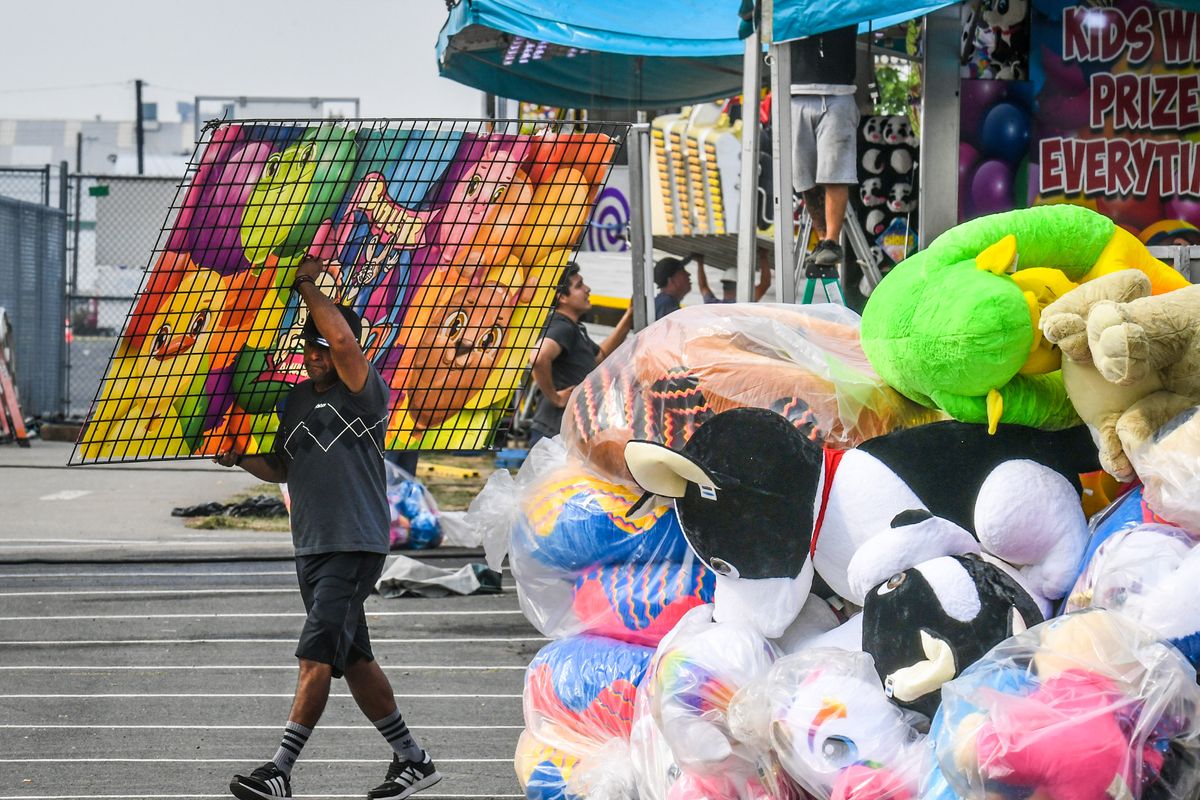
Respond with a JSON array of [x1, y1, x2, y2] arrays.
[[919, 5, 961, 248], [736, 19, 762, 302], [627, 123, 656, 331], [764, 0, 796, 303]]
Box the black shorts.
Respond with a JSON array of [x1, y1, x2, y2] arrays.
[[295, 551, 386, 679]]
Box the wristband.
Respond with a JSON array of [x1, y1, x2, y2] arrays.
[[292, 274, 316, 292]]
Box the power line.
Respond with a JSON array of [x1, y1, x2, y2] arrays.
[[0, 80, 132, 96]]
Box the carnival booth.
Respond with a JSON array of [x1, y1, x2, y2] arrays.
[[444, 2, 1200, 798]]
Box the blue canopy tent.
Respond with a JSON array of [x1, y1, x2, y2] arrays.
[[437, 0, 747, 109], [436, 0, 954, 108]]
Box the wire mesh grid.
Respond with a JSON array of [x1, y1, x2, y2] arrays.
[[70, 118, 630, 464]]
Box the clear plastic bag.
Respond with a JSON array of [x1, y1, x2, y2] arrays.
[[509, 461, 698, 642], [523, 634, 655, 759], [1126, 405, 1200, 536], [515, 728, 581, 800], [468, 434, 568, 572], [934, 608, 1200, 800], [559, 303, 941, 482], [729, 648, 927, 800], [1066, 522, 1200, 667], [642, 606, 780, 782], [384, 462, 441, 550]]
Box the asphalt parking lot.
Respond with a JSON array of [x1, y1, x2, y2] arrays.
[[0, 442, 540, 799]]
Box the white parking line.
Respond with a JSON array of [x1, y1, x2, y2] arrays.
[[0, 586, 511, 598], [0, 588, 299, 597], [0, 611, 525, 621], [0, 796, 521, 800], [0, 567, 510, 579], [0, 724, 523, 730], [0, 570, 295, 579], [0, 693, 522, 699], [38, 490, 93, 501], [0, 762, 511, 767], [0, 664, 527, 671], [0, 541, 290, 548], [0, 637, 548, 645]]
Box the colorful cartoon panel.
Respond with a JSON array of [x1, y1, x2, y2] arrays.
[[72, 119, 626, 463]]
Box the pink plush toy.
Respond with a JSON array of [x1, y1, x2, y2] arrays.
[[832, 765, 914, 800], [970, 668, 1161, 800], [944, 609, 1200, 800]]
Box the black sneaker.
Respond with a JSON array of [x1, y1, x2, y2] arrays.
[[805, 239, 843, 276], [230, 762, 291, 800], [367, 752, 442, 800]]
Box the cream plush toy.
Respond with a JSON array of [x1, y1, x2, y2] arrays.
[[1039, 269, 1200, 483]]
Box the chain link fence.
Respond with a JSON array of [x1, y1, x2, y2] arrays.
[[0, 196, 67, 417], [0, 166, 54, 207], [65, 173, 185, 418]]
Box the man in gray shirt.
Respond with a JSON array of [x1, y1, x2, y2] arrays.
[[216, 255, 440, 800]]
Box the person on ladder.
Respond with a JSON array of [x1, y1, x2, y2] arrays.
[[790, 24, 859, 290]]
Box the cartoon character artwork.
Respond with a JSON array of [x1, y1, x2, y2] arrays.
[[74, 120, 623, 463], [960, 0, 1030, 80]]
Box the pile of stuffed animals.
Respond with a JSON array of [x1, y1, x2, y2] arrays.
[[475, 204, 1200, 800]]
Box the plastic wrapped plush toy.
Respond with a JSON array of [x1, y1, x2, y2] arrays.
[[523, 634, 654, 757], [731, 648, 927, 800], [642, 606, 780, 786], [508, 462, 698, 642], [385, 462, 442, 550], [935, 609, 1200, 800], [513, 465, 688, 572], [1066, 522, 1200, 667], [515, 729, 581, 800], [571, 559, 715, 647], [632, 659, 794, 800], [561, 302, 939, 482]]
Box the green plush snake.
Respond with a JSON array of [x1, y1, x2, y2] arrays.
[[860, 205, 1187, 431]]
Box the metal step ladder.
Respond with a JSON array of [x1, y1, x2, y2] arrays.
[[791, 201, 885, 305]]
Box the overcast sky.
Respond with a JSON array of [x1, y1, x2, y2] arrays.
[[0, 0, 483, 122]]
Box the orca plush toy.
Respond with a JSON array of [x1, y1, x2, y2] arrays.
[[625, 408, 1101, 634], [853, 510, 1043, 719]]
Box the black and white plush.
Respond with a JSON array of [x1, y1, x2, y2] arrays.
[[852, 510, 1043, 719], [883, 116, 915, 147], [862, 117, 886, 144], [862, 147, 886, 175], [865, 209, 889, 236], [887, 182, 915, 213], [861, 177, 887, 207], [625, 409, 1101, 628], [625, 408, 822, 637]]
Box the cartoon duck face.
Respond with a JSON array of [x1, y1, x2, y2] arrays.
[[401, 282, 514, 431], [81, 268, 226, 458], [240, 124, 357, 264], [133, 268, 226, 410]]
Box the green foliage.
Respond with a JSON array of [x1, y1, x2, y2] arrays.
[[873, 63, 912, 116]]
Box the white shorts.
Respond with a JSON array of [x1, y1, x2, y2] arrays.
[[791, 94, 861, 192]]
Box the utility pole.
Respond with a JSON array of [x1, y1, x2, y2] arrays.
[[135, 79, 145, 175]]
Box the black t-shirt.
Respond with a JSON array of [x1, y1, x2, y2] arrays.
[[530, 312, 600, 436], [790, 25, 858, 88], [274, 366, 391, 555]]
